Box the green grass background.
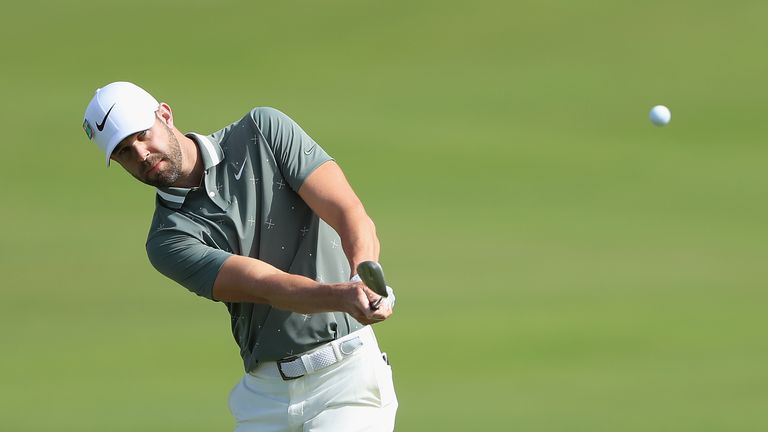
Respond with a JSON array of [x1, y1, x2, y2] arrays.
[[2, 0, 767, 430]]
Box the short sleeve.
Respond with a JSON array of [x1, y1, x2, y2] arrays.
[[251, 107, 333, 191], [146, 229, 232, 300]]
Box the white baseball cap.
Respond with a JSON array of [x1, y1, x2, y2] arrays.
[[83, 81, 159, 166]]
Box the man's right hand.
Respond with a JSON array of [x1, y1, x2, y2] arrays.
[[341, 281, 393, 325]]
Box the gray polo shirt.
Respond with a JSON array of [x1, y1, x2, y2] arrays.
[[146, 107, 363, 371]]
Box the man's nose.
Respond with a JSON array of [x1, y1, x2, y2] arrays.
[[130, 142, 150, 162]]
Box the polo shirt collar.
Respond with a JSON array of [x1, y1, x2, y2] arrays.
[[155, 133, 224, 209]]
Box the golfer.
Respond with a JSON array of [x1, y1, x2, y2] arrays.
[[82, 82, 397, 431]]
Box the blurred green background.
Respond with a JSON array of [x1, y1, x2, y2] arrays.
[[2, 0, 767, 430]]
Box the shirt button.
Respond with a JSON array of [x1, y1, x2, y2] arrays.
[[208, 191, 216, 198]]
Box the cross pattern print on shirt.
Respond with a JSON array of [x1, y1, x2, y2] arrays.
[[265, 219, 275, 229]]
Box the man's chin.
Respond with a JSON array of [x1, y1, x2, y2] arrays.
[[151, 177, 179, 188], [142, 171, 180, 188]]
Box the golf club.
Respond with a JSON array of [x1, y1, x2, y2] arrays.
[[356, 261, 390, 310]]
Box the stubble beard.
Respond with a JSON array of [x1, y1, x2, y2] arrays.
[[140, 124, 183, 188]]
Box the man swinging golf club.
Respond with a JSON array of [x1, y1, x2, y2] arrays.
[[82, 81, 397, 431]]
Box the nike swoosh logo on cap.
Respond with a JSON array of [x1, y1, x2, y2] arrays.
[[233, 156, 248, 180], [96, 103, 116, 131]]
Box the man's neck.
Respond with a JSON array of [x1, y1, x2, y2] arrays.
[[174, 133, 204, 188]]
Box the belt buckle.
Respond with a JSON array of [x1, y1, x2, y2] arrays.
[[276, 355, 303, 381]]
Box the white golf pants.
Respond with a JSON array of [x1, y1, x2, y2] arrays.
[[228, 326, 398, 431]]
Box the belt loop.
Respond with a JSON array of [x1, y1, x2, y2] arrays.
[[331, 340, 343, 362], [300, 354, 315, 374]]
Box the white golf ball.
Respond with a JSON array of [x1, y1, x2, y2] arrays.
[[649, 105, 671, 126]]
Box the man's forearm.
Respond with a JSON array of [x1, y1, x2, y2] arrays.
[[211, 254, 390, 325], [212, 255, 339, 312], [296, 161, 381, 276], [336, 209, 380, 277]]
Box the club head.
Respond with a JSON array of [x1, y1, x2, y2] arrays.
[[356, 261, 388, 297]]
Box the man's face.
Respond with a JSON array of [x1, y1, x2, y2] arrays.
[[110, 115, 183, 187]]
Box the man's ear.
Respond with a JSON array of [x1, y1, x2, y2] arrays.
[[157, 102, 175, 128]]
